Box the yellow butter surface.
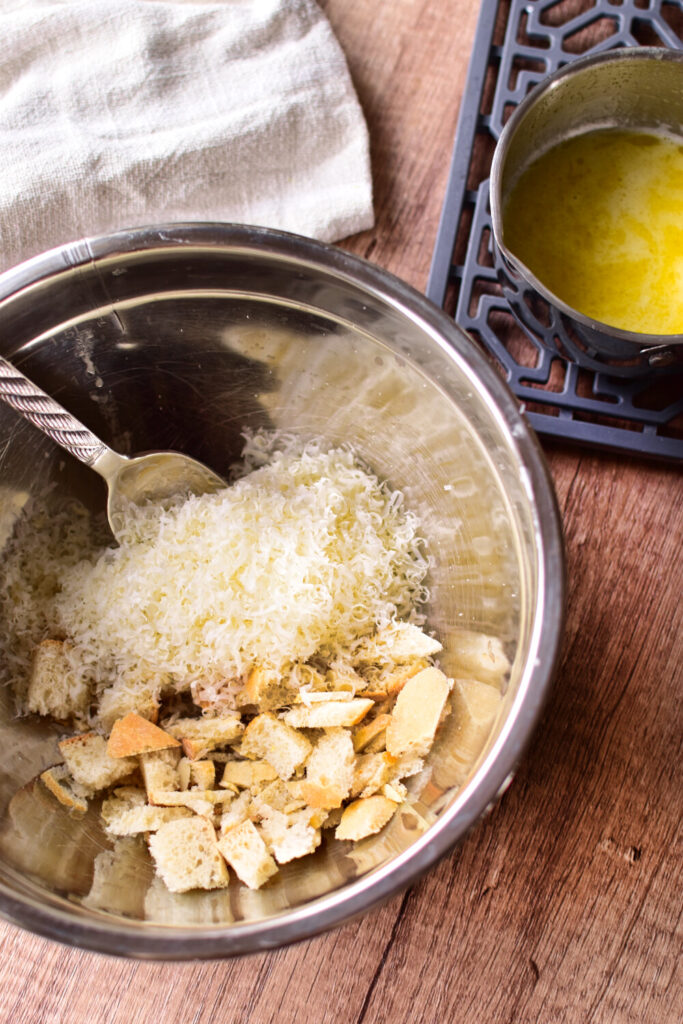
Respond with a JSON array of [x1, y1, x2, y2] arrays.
[[503, 129, 683, 335]]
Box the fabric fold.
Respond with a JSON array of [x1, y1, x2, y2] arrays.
[[0, 0, 374, 270]]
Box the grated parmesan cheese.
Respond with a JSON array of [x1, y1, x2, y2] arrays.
[[2, 434, 430, 706]]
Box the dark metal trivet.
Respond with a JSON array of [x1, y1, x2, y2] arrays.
[[427, 0, 683, 460]]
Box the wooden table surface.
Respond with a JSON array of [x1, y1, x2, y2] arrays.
[[0, 2, 681, 1022]]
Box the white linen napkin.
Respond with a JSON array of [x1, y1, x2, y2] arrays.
[[0, 0, 374, 271]]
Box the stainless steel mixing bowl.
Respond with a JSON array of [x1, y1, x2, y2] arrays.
[[0, 223, 564, 958]]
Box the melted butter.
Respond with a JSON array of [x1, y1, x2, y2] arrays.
[[502, 129, 683, 335]]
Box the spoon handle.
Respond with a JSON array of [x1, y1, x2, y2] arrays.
[[0, 354, 111, 466]]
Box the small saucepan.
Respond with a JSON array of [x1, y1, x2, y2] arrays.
[[489, 47, 683, 377]]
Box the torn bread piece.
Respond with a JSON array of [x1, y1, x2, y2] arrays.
[[256, 807, 321, 864], [140, 749, 181, 803], [101, 787, 192, 835], [324, 659, 367, 693], [148, 816, 229, 893], [188, 759, 216, 790], [177, 757, 191, 791], [251, 779, 297, 814], [389, 752, 426, 786], [236, 664, 299, 711], [151, 788, 235, 810], [386, 667, 451, 759], [362, 659, 430, 701], [364, 733, 391, 755], [306, 806, 330, 829], [300, 728, 355, 809], [220, 760, 278, 790], [240, 713, 312, 780], [59, 732, 137, 795], [217, 819, 278, 889], [351, 751, 396, 799], [27, 639, 91, 724], [218, 790, 252, 836], [335, 794, 400, 841], [383, 778, 408, 802], [321, 806, 344, 830], [250, 781, 321, 863], [282, 698, 373, 729], [352, 713, 391, 753], [40, 764, 89, 814], [107, 713, 180, 759], [353, 622, 442, 663], [294, 690, 355, 704], [174, 756, 219, 793], [96, 670, 167, 732], [164, 715, 244, 759], [449, 630, 511, 688]]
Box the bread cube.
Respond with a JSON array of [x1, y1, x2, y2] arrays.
[[140, 750, 181, 802], [300, 728, 355, 809], [27, 640, 90, 722], [385, 667, 450, 759], [251, 779, 295, 814], [362, 660, 430, 701], [217, 819, 278, 889], [282, 698, 373, 729], [151, 788, 234, 810], [353, 622, 442, 663], [335, 795, 399, 841], [58, 732, 137, 795], [351, 751, 396, 798], [148, 817, 229, 893], [257, 808, 321, 864], [83, 837, 146, 916], [96, 671, 165, 732], [165, 715, 244, 759], [250, 782, 321, 864], [107, 713, 180, 759], [39, 764, 89, 814], [240, 713, 311, 780], [188, 760, 216, 790], [352, 713, 391, 753], [236, 664, 299, 711], [101, 787, 192, 835], [434, 677, 502, 787], [449, 630, 511, 687], [218, 791, 252, 836], [220, 760, 278, 790]]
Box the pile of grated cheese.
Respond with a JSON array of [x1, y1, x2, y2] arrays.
[[43, 434, 429, 698]]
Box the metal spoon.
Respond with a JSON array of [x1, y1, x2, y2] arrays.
[[0, 354, 226, 543]]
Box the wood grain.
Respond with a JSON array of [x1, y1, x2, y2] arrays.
[[0, 3, 681, 1023]]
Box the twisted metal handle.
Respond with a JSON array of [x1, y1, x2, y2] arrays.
[[0, 353, 110, 467]]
